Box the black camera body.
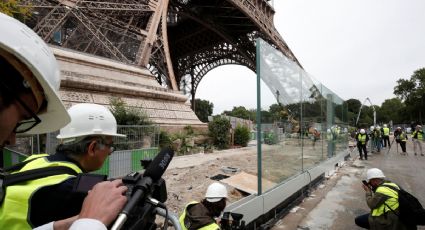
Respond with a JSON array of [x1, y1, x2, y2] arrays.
[[221, 212, 245, 230], [121, 171, 167, 203], [118, 169, 168, 229]]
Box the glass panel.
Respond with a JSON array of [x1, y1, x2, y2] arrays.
[[256, 38, 348, 193]]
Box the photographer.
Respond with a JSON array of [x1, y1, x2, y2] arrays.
[[0, 12, 127, 230], [179, 182, 228, 230], [354, 168, 411, 230], [0, 103, 126, 229]]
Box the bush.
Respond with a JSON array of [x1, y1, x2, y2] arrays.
[[159, 131, 172, 149], [109, 97, 151, 125], [184, 125, 194, 135], [234, 125, 251, 147], [208, 116, 231, 149]]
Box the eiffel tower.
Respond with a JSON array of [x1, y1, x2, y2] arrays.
[[19, 0, 300, 113]]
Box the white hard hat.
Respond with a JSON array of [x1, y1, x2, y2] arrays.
[[370, 126, 375, 130], [205, 182, 228, 202], [0, 13, 70, 134], [383, 124, 387, 128], [57, 103, 125, 142], [360, 129, 365, 134], [376, 126, 381, 129], [366, 168, 385, 182]]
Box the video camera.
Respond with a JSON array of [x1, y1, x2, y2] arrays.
[[111, 148, 175, 230], [220, 212, 246, 230]]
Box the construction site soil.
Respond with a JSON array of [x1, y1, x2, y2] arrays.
[[162, 140, 338, 216]]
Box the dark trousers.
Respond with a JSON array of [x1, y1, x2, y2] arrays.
[[355, 213, 370, 229], [400, 141, 407, 152], [358, 144, 368, 159], [383, 135, 390, 147]]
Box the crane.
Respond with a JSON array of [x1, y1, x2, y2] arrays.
[[355, 97, 376, 127]]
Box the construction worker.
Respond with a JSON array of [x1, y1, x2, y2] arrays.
[[356, 129, 369, 160], [0, 103, 126, 229], [395, 127, 408, 155], [382, 124, 390, 148], [355, 168, 412, 230], [412, 125, 424, 156], [179, 182, 228, 230], [374, 126, 382, 153], [0, 12, 127, 230]]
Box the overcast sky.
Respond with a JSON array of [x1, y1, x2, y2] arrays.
[[196, 0, 425, 115]]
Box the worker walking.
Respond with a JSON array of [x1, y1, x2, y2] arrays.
[[179, 182, 228, 230], [356, 129, 369, 160], [412, 125, 424, 156], [394, 127, 408, 155], [382, 124, 391, 148]]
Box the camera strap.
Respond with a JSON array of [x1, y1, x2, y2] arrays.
[[0, 156, 79, 203]]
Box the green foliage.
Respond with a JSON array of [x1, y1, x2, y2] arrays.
[[109, 97, 151, 125], [234, 125, 251, 147], [394, 68, 425, 123], [159, 130, 172, 149], [269, 103, 288, 122], [264, 131, 278, 145], [0, 1, 31, 20], [194, 99, 213, 122], [184, 125, 194, 135], [379, 98, 406, 124], [222, 106, 254, 120], [208, 116, 231, 149]]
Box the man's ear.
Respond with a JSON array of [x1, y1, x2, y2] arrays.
[[87, 140, 97, 156]]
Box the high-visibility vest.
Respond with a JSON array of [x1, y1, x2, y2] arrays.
[[371, 182, 399, 217], [358, 134, 367, 144], [0, 154, 82, 230], [179, 201, 220, 230], [383, 127, 390, 136], [400, 132, 407, 142], [413, 130, 423, 140]]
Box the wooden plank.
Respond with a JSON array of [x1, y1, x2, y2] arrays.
[[221, 171, 276, 194]]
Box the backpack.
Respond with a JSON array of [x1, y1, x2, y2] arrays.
[[382, 184, 425, 226]]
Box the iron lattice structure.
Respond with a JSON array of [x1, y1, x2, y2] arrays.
[[20, 0, 300, 108]]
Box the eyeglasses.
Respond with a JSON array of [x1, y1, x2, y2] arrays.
[[97, 137, 115, 153], [0, 80, 42, 133]]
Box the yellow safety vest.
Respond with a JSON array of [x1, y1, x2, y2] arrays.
[[358, 134, 367, 144], [383, 127, 390, 136], [0, 154, 82, 230], [413, 131, 423, 140], [179, 201, 220, 230], [371, 182, 399, 217]]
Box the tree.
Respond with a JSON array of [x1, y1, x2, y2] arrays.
[[222, 106, 252, 120], [193, 99, 213, 122], [268, 103, 287, 122], [394, 68, 425, 123], [0, 1, 31, 20], [379, 98, 406, 124]]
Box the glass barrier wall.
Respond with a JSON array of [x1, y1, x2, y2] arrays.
[[256, 38, 348, 193]]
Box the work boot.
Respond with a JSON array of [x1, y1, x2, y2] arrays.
[[415, 153, 417, 156], [421, 153, 424, 156]]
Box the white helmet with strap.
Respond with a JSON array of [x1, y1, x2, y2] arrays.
[[0, 13, 70, 134], [57, 103, 125, 143]]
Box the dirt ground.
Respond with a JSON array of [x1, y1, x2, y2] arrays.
[[162, 138, 340, 216]]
